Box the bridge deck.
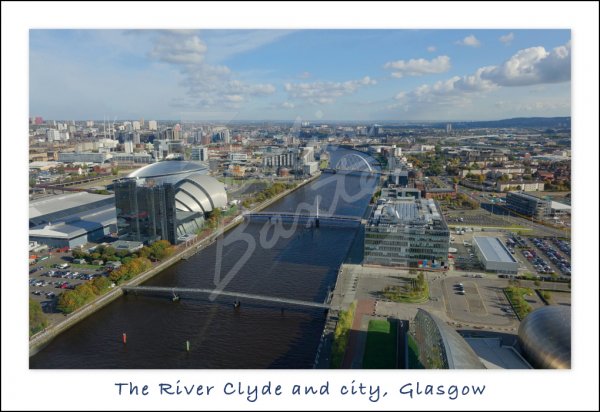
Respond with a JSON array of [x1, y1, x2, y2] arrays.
[[244, 212, 361, 221], [123, 286, 330, 309]]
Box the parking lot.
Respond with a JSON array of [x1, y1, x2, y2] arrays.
[[29, 250, 110, 319], [452, 241, 483, 271], [440, 277, 519, 329], [544, 290, 571, 307], [527, 237, 571, 277], [444, 209, 512, 228], [505, 234, 571, 279]]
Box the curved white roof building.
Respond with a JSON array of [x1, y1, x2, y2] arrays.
[[175, 174, 227, 214]]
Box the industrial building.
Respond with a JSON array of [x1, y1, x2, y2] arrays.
[[115, 160, 226, 244], [29, 192, 115, 228], [472, 236, 519, 274], [29, 204, 116, 249], [364, 198, 449, 268]]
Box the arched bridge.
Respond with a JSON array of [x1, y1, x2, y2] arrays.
[[334, 153, 374, 172]]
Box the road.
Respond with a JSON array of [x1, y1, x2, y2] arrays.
[[450, 179, 569, 238]]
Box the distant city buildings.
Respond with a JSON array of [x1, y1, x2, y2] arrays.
[[191, 146, 209, 162], [46, 129, 61, 142], [58, 152, 111, 164], [148, 120, 158, 131]]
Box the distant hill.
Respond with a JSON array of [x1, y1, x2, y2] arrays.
[[445, 117, 571, 129]]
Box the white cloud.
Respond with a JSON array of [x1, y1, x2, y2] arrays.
[[456, 35, 481, 47], [481, 42, 571, 86], [298, 71, 311, 79], [149, 31, 276, 109], [396, 67, 496, 104], [202, 30, 295, 63], [284, 76, 376, 105], [391, 41, 571, 116], [150, 33, 207, 64], [281, 101, 295, 109], [383, 55, 451, 78], [427, 46, 436, 52], [499, 32, 514, 45]]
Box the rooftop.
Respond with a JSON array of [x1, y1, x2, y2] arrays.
[[473, 236, 517, 263], [29, 205, 116, 239], [369, 198, 446, 229], [464, 338, 532, 369], [507, 191, 549, 202], [29, 192, 114, 220], [127, 160, 208, 179]]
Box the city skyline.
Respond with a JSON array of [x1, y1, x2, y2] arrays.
[[30, 29, 571, 122]]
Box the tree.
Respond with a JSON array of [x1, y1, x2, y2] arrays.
[[29, 299, 48, 336], [416, 272, 426, 292], [477, 174, 485, 184]]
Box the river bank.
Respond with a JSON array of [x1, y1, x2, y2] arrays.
[[29, 172, 321, 356]]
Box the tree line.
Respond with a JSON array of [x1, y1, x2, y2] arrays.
[[58, 240, 175, 314], [241, 182, 296, 208]]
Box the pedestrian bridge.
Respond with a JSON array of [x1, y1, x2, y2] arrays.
[[122, 286, 332, 309], [243, 212, 362, 227]]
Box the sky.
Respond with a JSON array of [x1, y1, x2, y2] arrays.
[[29, 29, 571, 122]]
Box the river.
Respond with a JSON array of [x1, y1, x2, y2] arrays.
[[30, 147, 379, 369]]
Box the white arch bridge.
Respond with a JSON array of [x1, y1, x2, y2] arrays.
[[333, 153, 375, 173]]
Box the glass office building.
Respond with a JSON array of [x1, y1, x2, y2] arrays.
[[364, 198, 449, 268], [115, 179, 178, 244], [506, 191, 551, 218], [115, 161, 226, 244]]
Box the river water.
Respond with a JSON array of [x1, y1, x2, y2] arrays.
[[30, 147, 378, 369]]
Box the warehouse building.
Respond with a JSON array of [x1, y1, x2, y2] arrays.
[[29, 192, 117, 248], [29, 192, 114, 228], [29, 205, 116, 249], [472, 236, 519, 274]]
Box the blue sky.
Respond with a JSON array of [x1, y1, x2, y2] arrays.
[[29, 29, 571, 121]]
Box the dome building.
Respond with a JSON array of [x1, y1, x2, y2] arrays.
[[115, 160, 226, 244], [126, 160, 208, 186], [518, 306, 571, 369]]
